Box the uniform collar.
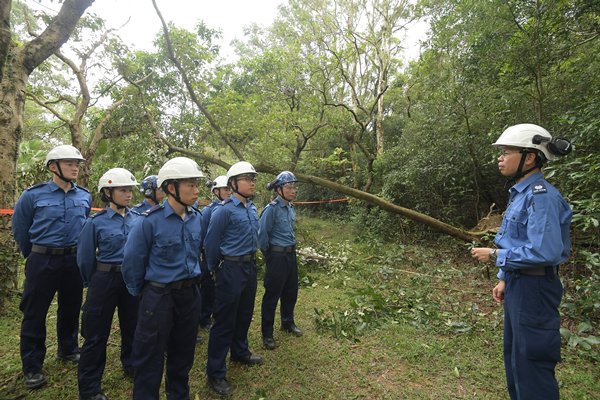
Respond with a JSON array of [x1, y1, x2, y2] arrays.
[[274, 196, 291, 208], [163, 199, 197, 218], [162, 199, 177, 217], [105, 206, 130, 219], [510, 171, 544, 194], [47, 179, 75, 192], [229, 194, 253, 208]]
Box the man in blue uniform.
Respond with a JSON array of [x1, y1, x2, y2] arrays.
[[122, 157, 204, 400], [471, 124, 572, 400], [77, 168, 140, 400], [259, 171, 303, 351], [205, 161, 262, 397], [12, 144, 91, 390], [133, 175, 164, 213], [198, 175, 230, 337]]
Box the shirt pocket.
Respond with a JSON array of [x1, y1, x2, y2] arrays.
[[508, 209, 528, 239], [186, 231, 201, 248], [154, 238, 183, 266], [69, 199, 90, 226], [35, 199, 63, 220], [98, 232, 126, 257]]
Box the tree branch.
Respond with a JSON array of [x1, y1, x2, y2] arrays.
[[151, 0, 244, 160], [22, 0, 95, 73]]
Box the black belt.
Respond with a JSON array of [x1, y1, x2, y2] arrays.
[[149, 277, 199, 290], [508, 266, 558, 276], [31, 244, 77, 255], [270, 245, 295, 253], [223, 253, 256, 262], [96, 262, 122, 272]]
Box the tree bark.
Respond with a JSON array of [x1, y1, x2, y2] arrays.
[[0, 0, 94, 304], [0, 0, 95, 209]]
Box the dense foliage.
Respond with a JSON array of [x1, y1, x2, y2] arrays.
[[4, 1, 599, 340]]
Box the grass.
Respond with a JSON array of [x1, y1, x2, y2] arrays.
[[0, 215, 599, 399]]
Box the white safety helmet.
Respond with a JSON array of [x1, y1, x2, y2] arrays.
[[212, 175, 228, 190], [45, 145, 85, 166], [226, 161, 257, 181], [493, 124, 555, 161], [157, 157, 205, 187], [98, 168, 138, 192]]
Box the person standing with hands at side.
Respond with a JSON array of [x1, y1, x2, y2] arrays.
[[205, 161, 262, 397], [259, 171, 303, 351], [471, 124, 572, 400], [76, 168, 141, 400], [133, 175, 165, 213], [12, 145, 91, 390], [122, 157, 204, 400], [198, 176, 231, 338]]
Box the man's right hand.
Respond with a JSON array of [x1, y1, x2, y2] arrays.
[[493, 280, 506, 303]]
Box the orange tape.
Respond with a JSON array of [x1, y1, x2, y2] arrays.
[[1, 207, 105, 214], [294, 198, 348, 205]]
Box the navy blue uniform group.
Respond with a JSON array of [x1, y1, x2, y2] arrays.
[[13, 124, 573, 400]]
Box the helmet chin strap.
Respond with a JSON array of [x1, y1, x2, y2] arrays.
[[231, 178, 252, 200], [214, 189, 226, 202], [164, 181, 201, 213], [505, 151, 539, 188], [106, 189, 127, 210], [277, 187, 293, 202], [51, 162, 73, 184]]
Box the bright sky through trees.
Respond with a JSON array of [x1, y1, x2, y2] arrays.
[[25, 0, 426, 62]]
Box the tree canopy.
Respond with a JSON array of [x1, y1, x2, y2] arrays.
[[2, 0, 599, 323]]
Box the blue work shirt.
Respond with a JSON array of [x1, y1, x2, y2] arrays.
[[121, 201, 202, 296], [258, 196, 296, 253], [12, 180, 92, 257], [77, 207, 141, 287], [495, 172, 572, 280], [200, 199, 220, 248], [204, 195, 259, 271], [133, 199, 153, 214]]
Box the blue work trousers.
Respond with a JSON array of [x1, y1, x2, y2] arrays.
[[132, 283, 201, 400], [19, 252, 83, 374], [206, 260, 257, 379], [261, 251, 298, 338], [199, 269, 215, 328], [504, 268, 562, 400], [78, 269, 139, 398]]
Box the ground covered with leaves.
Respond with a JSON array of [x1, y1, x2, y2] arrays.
[[0, 216, 598, 399]]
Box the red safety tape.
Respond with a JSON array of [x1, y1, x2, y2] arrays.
[[1, 200, 348, 214], [1, 207, 106, 214], [294, 198, 349, 205]]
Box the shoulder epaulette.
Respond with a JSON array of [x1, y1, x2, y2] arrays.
[[143, 204, 163, 216], [133, 202, 143, 208], [91, 209, 108, 218], [130, 209, 142, 216], [532, 182, 548, 195], [76, 185, 90, 193], [25, 182, 47, 191], [220, 198, 233, 205]]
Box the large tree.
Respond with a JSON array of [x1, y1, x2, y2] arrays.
[[0, 0, 95, 208], [0, 0, 94, 303]]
